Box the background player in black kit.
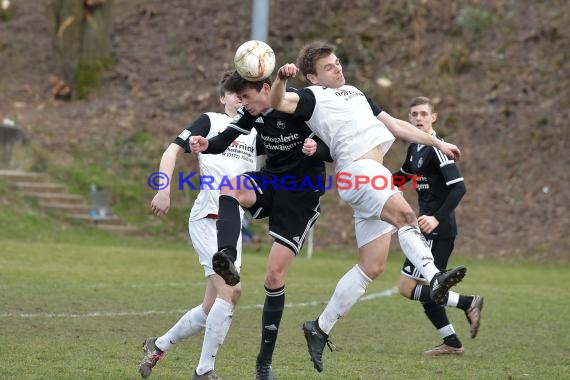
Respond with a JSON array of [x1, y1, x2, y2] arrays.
[[393, 97, 484, 356], [190, 71, 332, 380]]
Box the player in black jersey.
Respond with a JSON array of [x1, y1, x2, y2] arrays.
[[394, 97, 484, 356], [190, 71, 332, 380]]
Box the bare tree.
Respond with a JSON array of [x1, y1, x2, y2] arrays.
[[50, 0, 113, 99]]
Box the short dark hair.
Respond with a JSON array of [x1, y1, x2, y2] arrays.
[[219, 70, 234, 97], [409, 96, 435, 113], [296, 41, 336, 77], [224, 70, 271, 94]]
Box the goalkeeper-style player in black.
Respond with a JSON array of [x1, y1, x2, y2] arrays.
[[394, 97, 484, 356]]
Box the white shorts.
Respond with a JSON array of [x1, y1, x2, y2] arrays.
[[337, 159, 399, 247], [189, 217, 242, 277]]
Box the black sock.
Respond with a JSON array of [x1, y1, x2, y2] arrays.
[[422, 303, 462, 346], [422, 302, 450, 330], [457, 295, 475, 311], [415, 283, 463, 347], [257, 285, 285, 365], [216, 195, 241, 261], [413, 284, 449, 304]]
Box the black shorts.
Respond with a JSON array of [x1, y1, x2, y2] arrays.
[[401, 237, 455, 280], [242, 171, 324, 255]]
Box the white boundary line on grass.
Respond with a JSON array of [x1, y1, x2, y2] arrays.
[[0, 286, 398, 319]]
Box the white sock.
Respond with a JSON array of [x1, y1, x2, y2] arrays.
[[155, 305, 207, 351], [318, 265, 372, 335], [196, 298, 234, 375], [397, 226, 439, 281], [446, 291, 460, 307], [437, 324, 456, 339]]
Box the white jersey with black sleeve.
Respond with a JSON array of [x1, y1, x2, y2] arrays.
[[294, 85, 395, 172], [174, 112, 258, 221]]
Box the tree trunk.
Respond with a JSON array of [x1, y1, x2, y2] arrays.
[[81, 2, 112, 61], [50, 0, 113, 99]]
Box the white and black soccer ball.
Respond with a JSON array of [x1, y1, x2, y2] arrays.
[[234, 40, 276, 81]]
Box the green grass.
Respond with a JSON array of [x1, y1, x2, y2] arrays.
[[1, 239, 569, 380]]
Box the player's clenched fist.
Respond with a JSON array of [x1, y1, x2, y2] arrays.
[[190, 136, 209, 153], [277, 63, 299, 80], [302, 138, 317, 156]]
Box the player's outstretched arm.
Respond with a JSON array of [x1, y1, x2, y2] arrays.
[[378, 111, 461, 160], [270, 63, 301, 114], [196, 107, 256, 154]]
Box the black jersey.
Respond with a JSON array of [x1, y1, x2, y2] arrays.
[[250, 108, 326, 176], [207, 106, 329, 178], [396, 134, 466, 239]]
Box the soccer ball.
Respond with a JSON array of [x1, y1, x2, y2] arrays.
[[234, 40, 276, 81]]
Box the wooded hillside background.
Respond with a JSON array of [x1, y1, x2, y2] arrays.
[[0, 0, 568, 260]]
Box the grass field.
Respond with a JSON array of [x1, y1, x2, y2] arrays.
[[1, 238, 568, 380]]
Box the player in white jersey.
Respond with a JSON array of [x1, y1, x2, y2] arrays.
[[139, 71, 261, 380], [269, 41, 468, 373]]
